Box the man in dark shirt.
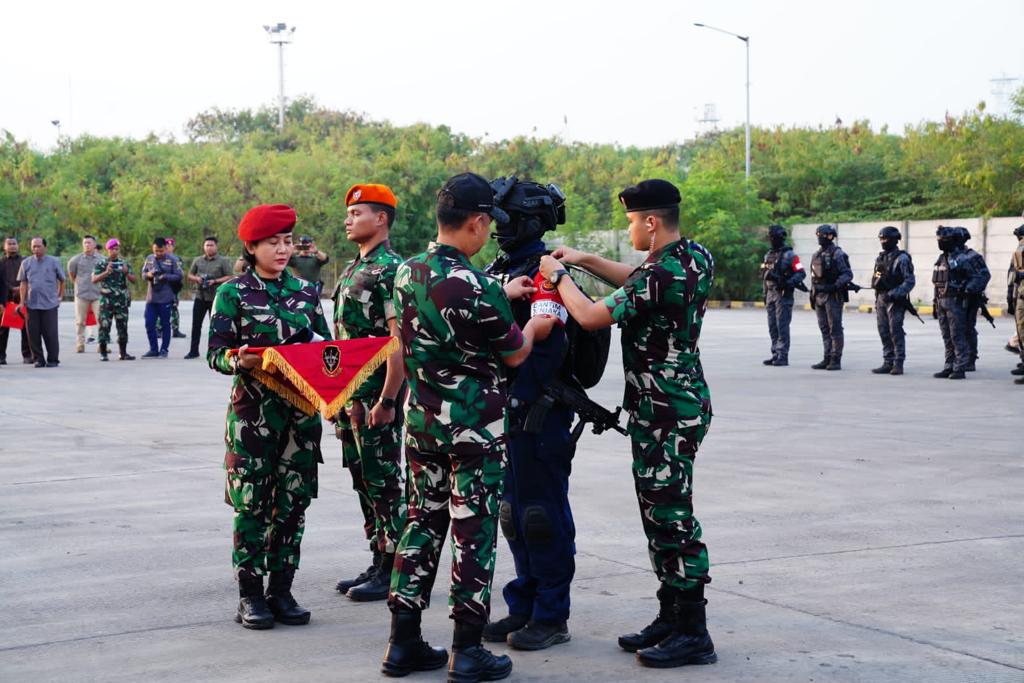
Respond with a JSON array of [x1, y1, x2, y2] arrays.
[[140, 237, 183, 358], [184, 236, 233, 359], [288, 235, 329, 292], [0, 237, 31, 364]]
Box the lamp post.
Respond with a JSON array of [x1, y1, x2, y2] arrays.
[[51, 120, 61, 148], [694, 23, 750, 180], [263, 22, 296, 131]]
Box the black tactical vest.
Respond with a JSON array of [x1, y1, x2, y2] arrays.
[[871, 250, 904, 290], [761, 249, 782, 283], [810, 248, 837, 285]]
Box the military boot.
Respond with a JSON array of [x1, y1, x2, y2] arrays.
[[811, 357, 830, 370], [618, 585, 676, 652], [772, 357, 789, 366], [762, 357, 776, 366], [447, 621, 513, 683], [826, 356, 842, 371], [889, 362, 904, 376], [337, 547, 379, 594], [348, 553, 393, 602], [483, 613, 529, 643], [1010, 364, 1024, 376], [99, 343, 109, 362], [118, 341, 135, 361], [381, 609, 448, 677], [1015, 376, 1024, 385], [507, 620, 570, 651], [265, 567, 311, 625], [965, 362, 977, 372], [933, 368, 952, 378], [235, 573, 274, 630], [635, 587, 717, 669], [871, 363, 892, 374], [948, 370, 966, 380]]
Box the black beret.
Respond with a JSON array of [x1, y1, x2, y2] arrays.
[[618, 179, 681, 212]]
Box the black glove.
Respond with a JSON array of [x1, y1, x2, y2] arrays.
[[931, 303, 938, 320]]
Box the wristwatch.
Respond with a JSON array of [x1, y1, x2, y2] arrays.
[[550, 268, 569, 286], [229, 355, 240, 374], [379, 396, 397, 409]]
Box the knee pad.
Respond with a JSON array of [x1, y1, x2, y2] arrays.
[[499, 500, 516, 541], [523, 505, 554, 545]]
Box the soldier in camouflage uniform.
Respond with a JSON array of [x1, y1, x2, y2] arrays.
[[330, 184, 408, 602], [540, 179, 717, 670], [90, 238, 136, 361], [1009, 225, 1024, 384], [207, 204, 332, 630], [381, 173, 555, 682]]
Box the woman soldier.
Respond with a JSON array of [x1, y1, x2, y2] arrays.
[[207, 204, 332, 629]]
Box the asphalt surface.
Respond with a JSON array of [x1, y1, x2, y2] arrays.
[[1, 303, 1021, 682]]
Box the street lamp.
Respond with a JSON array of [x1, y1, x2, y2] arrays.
[[51, 119, 61, 139], [694, 22, 750, 180], [263, 22, 296, 131]]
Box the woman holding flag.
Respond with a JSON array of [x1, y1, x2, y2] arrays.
[[207, 204, 332, 630]]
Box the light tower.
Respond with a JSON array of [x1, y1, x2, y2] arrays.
[[263, 22, 296, 131], [694, 23, 751, 180]]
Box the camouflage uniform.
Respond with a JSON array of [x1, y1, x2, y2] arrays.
[[331, 240, 407, 556], [389, 241, 525, 626], [603, 239, 714, 591], [93, 257, 133, 346], [207, 269, 332, 577]]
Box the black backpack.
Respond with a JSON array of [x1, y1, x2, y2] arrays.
[[561, 302, 611, 389]]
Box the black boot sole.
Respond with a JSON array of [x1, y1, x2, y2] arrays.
[[636, 650, 718, 668], [347, 589, 389, 602], [507, 631, 570, 651], [234, 613, 274, 630], [447, 661, 513, 683], [381, 650, 448, 677], [272, 613, 311, 625]]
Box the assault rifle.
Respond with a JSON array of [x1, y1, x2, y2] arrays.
[[523, 378, 627, 444], [969, 293, 997, 328]]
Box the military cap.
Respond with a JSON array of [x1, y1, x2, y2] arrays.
[[1014, 224, 1024, 238], [238, 204, 297, 242], [438, 173, 510, 223], [618, 179, 681, 212], [345, 183, 398, 209], [105, 238, 120, 250]]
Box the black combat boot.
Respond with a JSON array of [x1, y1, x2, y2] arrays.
[[965, 362, 977, 372], [772, 357, 789, 366], [635, 587, 717, 669], [381, 609, 449, 677], [889, 362, 904, 376], [265, 567, 311, 625], [1011, 364, 1024, 376], [826, 356, 842, 371], [811, 356, 830, 370], [618, 585, 676, 652], [118, 341, 135, 361], [447, 620, 513, 683], [337, 547, 380, 594], [933, 368, 952, 378], [348, 553, 393, 601], [482, 613, 529, 643], [507, 620, 570, 650], [871, 363, 893, 374], [762, 357, 776, 366], [99, 343, 109, 362], [235, 572, 274, 630], [948, 369, 966, 380]]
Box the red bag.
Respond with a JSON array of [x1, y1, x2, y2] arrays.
[[85, 308, 98, 326], [229, 337, 397, 419], [530, 272, 568, 325], [1, 301, 24, 330]]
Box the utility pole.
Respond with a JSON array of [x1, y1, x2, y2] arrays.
[[263, 23, 296, 131], [694, 23, 751, 180]]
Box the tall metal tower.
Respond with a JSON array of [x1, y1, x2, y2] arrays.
[[697, 103, 721, 132], [263, 23, 296, 131]]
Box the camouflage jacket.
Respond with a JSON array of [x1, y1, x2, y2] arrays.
[[93, 257, 134, 300], [207, 270, 331, 378], [604, 239, 714, 427], [394, 242, 524, 447], [332, 240, 402, 402]]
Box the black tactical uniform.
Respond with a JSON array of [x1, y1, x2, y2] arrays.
[[870, 226, 916, 375], [809, 225, 853, 370], [950, 228, 991, 371], [760, 225, 805, 367], [932, 226, 991, 379]]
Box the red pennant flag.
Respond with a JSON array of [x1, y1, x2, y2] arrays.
[[230, 337, 398, 419], [85, 308, 98, 326], [1, 301, 24, 330]]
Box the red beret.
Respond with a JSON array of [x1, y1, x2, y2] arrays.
[[345, 184, 397, 209], [238, 204, 297, 242]]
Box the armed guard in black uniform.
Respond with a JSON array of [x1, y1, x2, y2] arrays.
[[1009, 224, 1024, 384], [932, 226, 991, 379], [809, 224, 853, 370], [760, 224, 805, 366], [950, 227, 991, 371], [870, 226, 916, 375]]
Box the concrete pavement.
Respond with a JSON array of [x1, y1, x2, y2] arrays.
[[1, 303, 1021, 682]]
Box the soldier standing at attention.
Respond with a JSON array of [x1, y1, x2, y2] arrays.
[[809, 224, 853, 371], [932, 226, 989, 380], [1009, 224, 1024, 384], [382, 173, 554, 682], [207, 204, 332, 630], [91, 238, 136, 361], [870, 226, 916, 375], [760, 224, 805, 367], [539, 179, 717, 670], [951, 227, 991, 371], [330, 184, 407, 602]]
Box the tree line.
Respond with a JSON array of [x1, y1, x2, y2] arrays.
[[2, 90, 1021, 299]]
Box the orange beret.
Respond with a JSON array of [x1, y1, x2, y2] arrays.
[[238, 204, 297, 242], [345, 184, 397, 209]]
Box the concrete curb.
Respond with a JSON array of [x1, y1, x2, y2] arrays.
[[708, 301, 1006, 317]]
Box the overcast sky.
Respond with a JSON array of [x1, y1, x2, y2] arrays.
[[3, 0, 1022, 150]]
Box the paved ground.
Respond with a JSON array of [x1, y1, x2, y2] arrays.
[[1, 303, 1021, 682]]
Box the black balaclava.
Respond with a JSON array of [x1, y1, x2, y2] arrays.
[[768, 224, 786, 249], [816, 224, 837, 248], [879, 226, 900, 252]]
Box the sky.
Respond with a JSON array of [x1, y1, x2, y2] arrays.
[[2, 0, 1022, 150]]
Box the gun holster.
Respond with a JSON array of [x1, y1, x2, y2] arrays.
[[522, 393, 556, 435]]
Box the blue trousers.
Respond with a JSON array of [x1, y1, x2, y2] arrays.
[[500, 406, 576, 624], [144, 302, 172, 353]]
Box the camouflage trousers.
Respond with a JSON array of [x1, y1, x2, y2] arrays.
[[389, 434, 506, 626], [336, 413, 407, 555], [1017, 285, 1024, 363], [629, 414, 712, 592], [223, 380, 322, 574], [98, 295, 130, 345]]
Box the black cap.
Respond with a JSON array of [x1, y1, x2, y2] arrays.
[[298, 235, 313, 244], [438, 173, 510, 224], [618, 179, 681, 212]]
